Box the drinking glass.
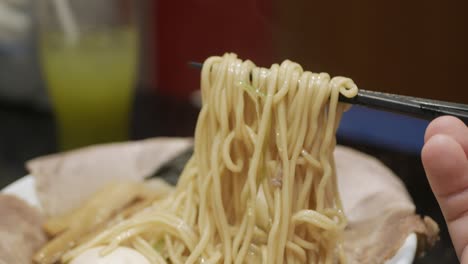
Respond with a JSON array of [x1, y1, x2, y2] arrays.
[[37, 0, 139, 150]]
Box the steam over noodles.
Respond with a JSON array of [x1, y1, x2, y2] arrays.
[[60, 53, 359, 263]]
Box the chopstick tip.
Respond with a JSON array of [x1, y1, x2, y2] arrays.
[[188, 61, 203, 69]]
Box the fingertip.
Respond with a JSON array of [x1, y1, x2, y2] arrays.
[[422, 134, 466, 197], [421, 135, 437, 169], [422, 133, 468, 258], [422, 134, 446, 182], [424, 116, 466, 143]]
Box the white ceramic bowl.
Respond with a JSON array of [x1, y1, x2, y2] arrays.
[[1, 175, 418, 264]]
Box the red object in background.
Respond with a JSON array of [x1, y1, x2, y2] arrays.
[[153, 0, 273, 99]]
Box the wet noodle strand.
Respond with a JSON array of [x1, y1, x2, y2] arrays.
[[62, 53, 358, 264]]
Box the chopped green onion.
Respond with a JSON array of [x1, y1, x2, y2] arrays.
[[153, 240, 165, 252]]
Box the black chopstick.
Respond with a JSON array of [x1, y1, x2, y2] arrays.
[[188, 62, 468, 124], [339, 90, 468, 124]]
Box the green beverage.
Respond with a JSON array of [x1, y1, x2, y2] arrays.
[[40, 29, 138, 150]]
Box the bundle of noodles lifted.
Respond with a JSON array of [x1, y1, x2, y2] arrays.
[[30, 53, 434, 264]]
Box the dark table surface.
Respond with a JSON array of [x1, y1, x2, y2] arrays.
[[0, 89, 457, 263]]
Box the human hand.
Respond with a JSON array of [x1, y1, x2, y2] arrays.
[[422, 116, 468, 262]]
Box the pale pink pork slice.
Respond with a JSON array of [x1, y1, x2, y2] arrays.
[[0, 194, 47, 264], [336, 146, 439, 263], [27, 137, 192, 217]]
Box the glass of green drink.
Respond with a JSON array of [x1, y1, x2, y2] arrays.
[[37, 0, 139, 150]]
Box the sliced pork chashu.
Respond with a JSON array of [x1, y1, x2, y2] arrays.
[[336, 146, 439, 263], [0, 194, 46, 264], [27, 137, 192, 217]]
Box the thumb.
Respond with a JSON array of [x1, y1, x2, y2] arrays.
[[422, 120, 468, 261]]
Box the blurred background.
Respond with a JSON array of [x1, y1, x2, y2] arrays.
[[0, 0, 467, 262]]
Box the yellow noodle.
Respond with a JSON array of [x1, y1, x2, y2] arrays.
[[60, 53, 358, 263]]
